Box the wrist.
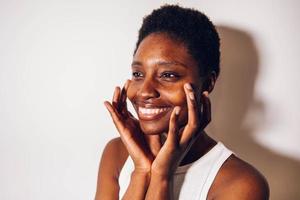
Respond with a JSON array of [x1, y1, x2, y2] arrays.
[[133, 165, 152, 174], [150, 168, 173, 182], [131, 169, 151, 183]]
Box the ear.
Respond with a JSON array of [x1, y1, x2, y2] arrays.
[[203, 71, 217, 93]]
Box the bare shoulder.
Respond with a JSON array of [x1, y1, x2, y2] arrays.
[[208, 154, 269, 200], [100, 137, 129, 174], [95, 137, 128, 200], [99, 137, 128, 178]]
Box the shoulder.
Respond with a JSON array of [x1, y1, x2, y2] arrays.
[[208, 154, 269, 200], [99, 137, 128, 177], [95, 137, 128, 199]]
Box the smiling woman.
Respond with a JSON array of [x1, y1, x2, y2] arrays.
[[95, 4, 269, 200]]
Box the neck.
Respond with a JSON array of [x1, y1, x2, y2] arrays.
[[179, 131, 217, 166]]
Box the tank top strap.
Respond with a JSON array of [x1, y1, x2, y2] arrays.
[[198, 142, 233, 199]]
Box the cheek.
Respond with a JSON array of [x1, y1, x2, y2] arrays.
[[162, 87, 186, 106], [161, 87, 190, 127], [127, 82, 138, 102]]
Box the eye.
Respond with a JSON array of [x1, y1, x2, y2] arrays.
[[132, 71, 144, 79], [160, 72, 180, 80]]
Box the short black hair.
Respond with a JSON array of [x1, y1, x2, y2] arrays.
[[134, 4, 220, 77]]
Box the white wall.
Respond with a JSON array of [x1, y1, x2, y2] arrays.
[[1, 0, 299, 199]]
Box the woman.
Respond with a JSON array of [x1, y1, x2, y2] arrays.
[[95, 5, 269, 200]]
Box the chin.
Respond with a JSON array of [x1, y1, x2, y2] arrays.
[[139, 121, 169, 135]]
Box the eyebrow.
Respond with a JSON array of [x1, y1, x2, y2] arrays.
[[131, 60, 188, 68]]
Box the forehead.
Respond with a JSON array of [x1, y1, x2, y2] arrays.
[[133, 33, 198, 69]]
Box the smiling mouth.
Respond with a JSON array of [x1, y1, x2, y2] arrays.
[[137, 106, 171, 121]]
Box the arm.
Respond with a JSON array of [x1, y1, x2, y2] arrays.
[[104, 81, 155, 200], [145, 172, 172, 200], [95, 138, 124, 200], [95, 138, 151, 200], [121, 170, 150, 200]]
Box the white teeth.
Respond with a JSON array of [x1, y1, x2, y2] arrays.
[[139, 107, 169, 115]]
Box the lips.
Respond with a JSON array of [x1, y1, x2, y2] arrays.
[[136, 106, 172, 121]]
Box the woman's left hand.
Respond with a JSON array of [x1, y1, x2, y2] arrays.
[[150, 83, 211, 179]]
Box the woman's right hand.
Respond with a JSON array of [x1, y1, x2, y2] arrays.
[[104, 80, 154, 173]]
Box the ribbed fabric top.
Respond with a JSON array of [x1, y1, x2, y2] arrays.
[[118, 142, 233, 200]]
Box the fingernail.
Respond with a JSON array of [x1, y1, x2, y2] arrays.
[[189, 92, 195, 100], [175, 107, 181, 115], [103, 101, 109, 109], [184, 83, 193, 90]]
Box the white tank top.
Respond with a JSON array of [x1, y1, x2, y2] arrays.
[[118, 142, 233, 200]]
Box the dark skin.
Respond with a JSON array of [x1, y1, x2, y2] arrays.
[[95, 33, 269, 200]]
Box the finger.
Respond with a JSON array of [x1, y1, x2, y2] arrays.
[[185, 83, 199, 127], [120, 80, 130, 117], [120, 80, 129, 104], [127, 110, 135, 118], [180, 83, 199, 145], [165, 106, 181, 147], [112, 87, 121, 110], [199, 91, 211, 130], [104, 101, 126, 134]]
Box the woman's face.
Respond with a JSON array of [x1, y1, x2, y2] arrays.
[[127, 33, 204, 135]]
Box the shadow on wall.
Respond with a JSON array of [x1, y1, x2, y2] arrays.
[[208, 25, 300, 199]]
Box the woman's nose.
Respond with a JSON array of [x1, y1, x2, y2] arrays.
[[138, 78, 160, 99]]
